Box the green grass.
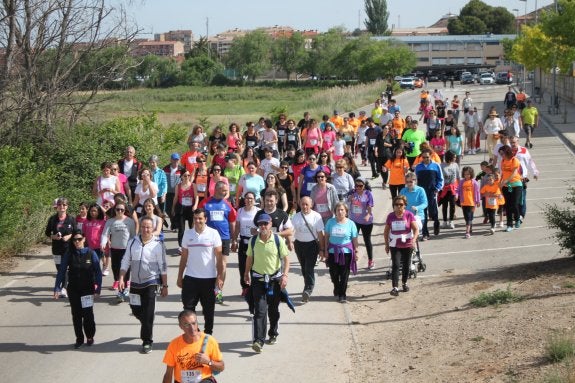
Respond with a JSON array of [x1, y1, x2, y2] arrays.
[[546, 331, 575, 363], [469, 285, 523, 307], [85, 81, 387, 127]]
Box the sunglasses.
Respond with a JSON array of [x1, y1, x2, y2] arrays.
[[197, 160, 205, 163], [115, 208, 125, 212], [72, 237, 84, 242], [355, 184, 364, 188]]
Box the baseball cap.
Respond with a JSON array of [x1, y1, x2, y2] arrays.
[[171, 153, 180, 160], [256, 213, 272, 224]]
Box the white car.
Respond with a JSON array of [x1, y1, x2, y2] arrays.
[[399, 77, 415, 89], [479, 73, 495, 85]]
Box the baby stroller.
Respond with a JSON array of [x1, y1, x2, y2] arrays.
[[385, 239, 426, 279]]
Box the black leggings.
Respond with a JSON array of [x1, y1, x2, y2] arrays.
[[440, 190, 456, 222], [503, 185, 522, 227], [390, 247, 412, 288], [354, 222, 373, 261], [110, 248, 128, 283], [178, 205, 194, 247], [389, 184, 404, 199]]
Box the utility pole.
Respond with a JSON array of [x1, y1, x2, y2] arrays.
[[552, 0, 558, 113], [206, 17, 210, 59]]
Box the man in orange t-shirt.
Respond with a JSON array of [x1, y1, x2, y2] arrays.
[[181, 142, 201, 174], [162, 310, 224, 383], [329, 110, 344, 130]]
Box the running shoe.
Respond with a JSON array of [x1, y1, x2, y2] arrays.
[[60, 287, 68, 298], [87, 338, 94, 346], [142, 343, 152, 354], [402, 284, 410, 292], [442, 221, 449, 229], [489, 228, 495, 235], [390, 288, 399, 296], [252, 341, 263, 353], [102, 268, 109, 276], [465, 233, 471, 239], [367, 260, 375, 270], [449, 221, 455, 229], [112, 281, 119, 291], [505, 226, 513, 232], [302, 290, 310, 303], [515, 221, 521, 229], [268, 336, 277, 345]]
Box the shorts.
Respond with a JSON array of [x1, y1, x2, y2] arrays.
[[523, 124, 534, 136]]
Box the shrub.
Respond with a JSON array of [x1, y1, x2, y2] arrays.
[[469, 285, 523, 307], [0, 146, 59, 257], [546, 330, 575, 363], [544, 188, 575, 256]]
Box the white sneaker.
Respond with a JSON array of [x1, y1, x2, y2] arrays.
[[442, 222, 449, 229], [472, 149, 476, 155], [449, 221, 455, 229], [499, 222, 505, 228], [102, 268, 109, 276], [60, 287, 68, 298]]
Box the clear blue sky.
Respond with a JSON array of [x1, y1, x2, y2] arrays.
[[123, 0, 554, 37]]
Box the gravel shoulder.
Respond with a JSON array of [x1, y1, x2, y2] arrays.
[[348, 257, 575, 382]]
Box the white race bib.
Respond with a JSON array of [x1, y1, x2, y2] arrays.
[[54, 255, 62, 264], [278, 130, 285, 136], [307, 182, 316, 192], [391, 220, 406, 231], [488, 197, 497, 206], [316, 203, 329, 213], [129, 293, 141, 306], [210, 210, 224, 221], [332, 226, 346, 237], [181, 370, 202, 383], [310, 139, 318, 146], [230, 184, 236, 192], [81, 295, 94, 308], [369, 139, 376, 145], [352, 204, 362, 215], [182, 197, 193, 206], [188, 157, 196, 164], [197, 184, 206, 192], [248, 141, 255, 147]]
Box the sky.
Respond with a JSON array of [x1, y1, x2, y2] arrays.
[[122, 0, 554, 38]]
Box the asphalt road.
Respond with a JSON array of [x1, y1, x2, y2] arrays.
[[0, 81, 572, 383]]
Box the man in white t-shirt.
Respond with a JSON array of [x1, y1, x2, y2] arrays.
[[177, 208, 224, 335]]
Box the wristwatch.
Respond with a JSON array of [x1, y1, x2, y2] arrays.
[[208, 360, 213, 367]]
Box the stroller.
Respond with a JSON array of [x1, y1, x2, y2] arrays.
[[385, 239, 426, 279]]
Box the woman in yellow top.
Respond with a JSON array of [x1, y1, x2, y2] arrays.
[[498, 145, 522, 232], [383, 147, 410, 199], [339, 119, 356, 156]]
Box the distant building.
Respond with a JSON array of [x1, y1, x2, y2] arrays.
[[155, 30, 193, 53], [373, 34, 515, 72], [133, 40, 185, 57], [390, 27, 448, 37]]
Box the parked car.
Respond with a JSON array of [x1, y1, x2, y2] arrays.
[[495, 72, 513, 84], [394, 75, 403, 81], [479, 73, 495, 85], [399, 77, 415, 89], [460, 73, 474, 85], [428, 74, 440, 82]]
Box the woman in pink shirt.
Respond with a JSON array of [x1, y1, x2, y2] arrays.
[[303, 119, 323, 156], [83, 203, 108, 274]]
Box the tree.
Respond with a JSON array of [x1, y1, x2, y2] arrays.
[[302, 28, 347, 79], [271, 32, 307, 81], [226, 30, 271, 81], [186, 36, 211, 59], [364, 0, 389, 35], [180, 55, 224, 85], [448, 0, 514, 35], [0, 0, 139, 145]]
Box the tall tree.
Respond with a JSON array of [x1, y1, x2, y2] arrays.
[[302, 27, 346, 79], [448, 0, 514, 35], [0, 0, 139, 145], [271, 32, 307, 81], [364, 0, 390, 35], [226, 30, 271, 81]]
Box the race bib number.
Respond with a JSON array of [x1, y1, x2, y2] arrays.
[[391, 220, 406, 232], [240, 225, 254, 237], [278, 130, 285, 136], [210, 210, 224, 221], [129, 293, 141, 306], [181, 370, 202, 383], [316, 203, 329, 213], [230, 184, 236, 192], [488, 197, 497, 206], [197, 184, 206, 192], [81, 295, 94, 308], [310, 139, 318, 146], [369, 139, 376, 146], [248, 141, 255, 147], [136, 206, 143, 214], [352, 204, 362, 215], [182, 197, 193, 206], [307, 182, 316, 192], [188, 157, 196, 164], [331, 226, 346, 238], [54, 255, 62, 264]]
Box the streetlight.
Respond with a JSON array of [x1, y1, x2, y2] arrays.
[[519, 0, 527, 86]]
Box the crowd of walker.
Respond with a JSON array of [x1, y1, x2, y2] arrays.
[[47, 84, 539, 381]]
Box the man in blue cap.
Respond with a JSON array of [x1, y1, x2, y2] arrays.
[[244, 212, 290, 353]]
